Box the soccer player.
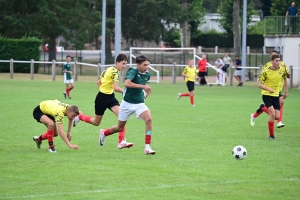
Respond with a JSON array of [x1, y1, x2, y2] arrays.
[[177, 58, 198, 106], [63, 55, 74, 99], [234, 55, 243, 86], [98, 55, 156, 155], [255, 54, 288, 139], [32, 99, 80, 153], [250, 50, 290, 128], [72, 54, 133, 149]]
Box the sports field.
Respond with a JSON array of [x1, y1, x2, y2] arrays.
[[0, 75, 299, 199]]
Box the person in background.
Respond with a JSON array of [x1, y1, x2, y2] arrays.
[[197, 54, 211, 87], [286, 2, 298, 34], [215, 57, 225, 85], [234, 55, 243, 86], [63, 55, 74, 99]]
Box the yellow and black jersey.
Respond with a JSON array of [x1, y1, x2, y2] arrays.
[[40, 100, 69, 124], [99, 66, 119, 94], [182, 66, 197, 82]]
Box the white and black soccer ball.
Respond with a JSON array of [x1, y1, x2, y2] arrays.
[[232, 145, 247, 160]]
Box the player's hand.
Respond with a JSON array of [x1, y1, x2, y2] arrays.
[[143, 85, 151, 93], [67, 134, 72, 141], [69, 144, 78, 150], [283, 93, 288, 99], [268, 88, 274, 93], [69, 71, 73, 75]]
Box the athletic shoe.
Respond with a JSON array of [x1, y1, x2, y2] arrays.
[[256, 103, 265, 113], [269, 136, 276, 140], [99, 129, 106, 146], [63, 92, 66, 99], [118, 139, 133, 149], [33, 136, 42, 149], [144, 147, 156, 155], [73, 116, 80, 127], [48, 146, 57, 153], [191, 104, 196, 107], [277, 121, 285, 128], [208, 84, 212, 87], [68, 97, 71, 99], [250, 114, 256, 126], [237, 82, 242, 87], [177, 93, 181, 100]]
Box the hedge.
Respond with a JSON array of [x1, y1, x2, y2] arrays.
[[0, 37, 42, 73]]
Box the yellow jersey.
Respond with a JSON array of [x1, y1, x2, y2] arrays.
[[40, 100, 69, 124], [262, 61, 289, 92], [99, 66, 119, 94], [258, 66, 287, 97], [182, 65, 197, 82]]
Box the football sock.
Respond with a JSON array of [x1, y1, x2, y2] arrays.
[[253, 111, 262, 118], [104, 129, 112, 136], [180, 92, 190, 97], [66, 88, 70, 97], [278, 104, 283, 122], [47, 130, 54, 147], [268, 121, 274, 137], [69, 87, 74, 91], [190, 96, 194, 105], [78, 113, 92, 123], [145, 130, 152, 145], [38, 132, 48, 142], [118, 126, 126, 143], [262, 106, 269, 114]]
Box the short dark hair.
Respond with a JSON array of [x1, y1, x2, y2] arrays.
[[271, 54, 280, 61], [271, 50, 279, 55], [136, 55, 149, 64], [66, 55, 71, 58], [116, 53, 128, 63]]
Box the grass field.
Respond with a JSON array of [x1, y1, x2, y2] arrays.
[[0, 75, 299, 200]]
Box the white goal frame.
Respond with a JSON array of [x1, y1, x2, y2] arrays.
[[129, 47, 225, 85]]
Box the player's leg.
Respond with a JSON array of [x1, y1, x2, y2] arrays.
[[250, 102, 270, 126], [39, 115, 56, 152], [264, 96, 278, 139], [277, 95, 285, 128], [138, 108, 155, 155], [177, 82, 190, 100], [65, 83, 71, 98], [68, 81, 74, 98], [110, 104, 133, 149], [186, 81, 195, 106]]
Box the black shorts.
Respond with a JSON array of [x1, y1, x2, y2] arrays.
[[198, 72, 208, 77], [94, 92, 120, 115], [262, 95, 280, 110], [33, 106, 55, 123], [186, 81, 195, 92], [279, 92, 282, 97], [221, 64, 230, 72]]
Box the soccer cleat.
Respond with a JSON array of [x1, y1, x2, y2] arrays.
[[48, 146, 57, 153], [269, 136, 276, 140], [250, 114, 256, 126], [177, 93, 181, 100], [68, 97, 71, 99], [63, 92, 66, 99], [33, 136, 42, 149], [99, 129, 106, 146], [144, 147, 156, 155], [73, 116, 80, 127], [118, 139, 134, 149], [191, 104, 196, 107], [208, 84, 212, 87], [277, 121, 285, 128]]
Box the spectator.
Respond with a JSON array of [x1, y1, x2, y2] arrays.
[[197, 54, 211, 86], [234, 56, 243, 86], [215, 57, 225, 85], [286, 2, 298, 34]]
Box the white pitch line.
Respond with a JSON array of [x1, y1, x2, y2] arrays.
[[0, 180, 244, 199]]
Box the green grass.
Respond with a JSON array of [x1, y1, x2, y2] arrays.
[[0, 77, 299, 200]]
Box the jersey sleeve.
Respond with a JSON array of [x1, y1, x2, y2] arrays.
[[258, 70, 267, 83], [111, 68, 119, 83], [126, 67, 138, 80], [182, 66, 188, 74]]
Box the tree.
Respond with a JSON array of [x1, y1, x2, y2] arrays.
[[232, 0, 241, 56], [217, 0, 255, 34], [270, 0, 290, 16]]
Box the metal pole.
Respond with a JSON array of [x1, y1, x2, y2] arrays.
[[241, 0, 247, 82], [30, 59, 34, 80], [115, 0, 121, 58], [52, 60, 56, 81], [101, 0, 106, 65], [10, 59, 13, 79]]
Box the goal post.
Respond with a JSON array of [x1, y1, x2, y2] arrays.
[[129, 47, 224, 85]]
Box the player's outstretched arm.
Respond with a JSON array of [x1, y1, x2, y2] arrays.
[[57, 123, 78, 150], [113, 82, 123, 93]]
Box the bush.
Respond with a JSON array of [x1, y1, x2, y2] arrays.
[[0, 37, 42, 73]]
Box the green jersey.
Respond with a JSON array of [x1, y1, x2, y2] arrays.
[[63, 62, 72, 80], [123, 67, 150, 104]]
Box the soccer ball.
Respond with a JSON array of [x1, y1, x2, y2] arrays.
[[232, 145, 247, 160]]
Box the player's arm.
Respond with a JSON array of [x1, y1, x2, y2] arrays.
[[113, 81, 123, 93], [97, 79, 101, 87], [66, 118, 73, 141], [258, 82, 274, 93], [124, 79, 151, 93], [56, 123, 78, 149], [283, 78, 288, 99]]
